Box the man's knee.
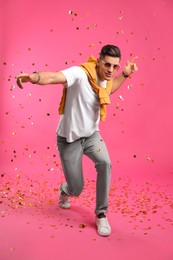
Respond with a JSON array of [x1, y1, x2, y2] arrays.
[[69, 182, 84, 196], [96, 158, 112, 170]]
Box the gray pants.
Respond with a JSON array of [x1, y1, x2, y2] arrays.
[[57, 131, 112, 215]]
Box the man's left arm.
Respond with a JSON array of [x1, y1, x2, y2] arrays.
[[111, 57, 138, 94]]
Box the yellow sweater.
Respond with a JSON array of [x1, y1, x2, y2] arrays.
[[58, 56, 113, 121]]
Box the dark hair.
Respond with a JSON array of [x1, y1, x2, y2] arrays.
[[100, 45, 121, 59]]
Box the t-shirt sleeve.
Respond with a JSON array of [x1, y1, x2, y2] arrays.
[[61, 66, 83, 88]]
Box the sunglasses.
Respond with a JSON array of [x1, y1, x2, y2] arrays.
[[100, 59, 121, 71]]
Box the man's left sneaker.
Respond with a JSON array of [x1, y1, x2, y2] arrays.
[[96, 217, 111, 236]]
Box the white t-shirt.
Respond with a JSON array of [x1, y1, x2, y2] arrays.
[[57, 66, 107, 143]]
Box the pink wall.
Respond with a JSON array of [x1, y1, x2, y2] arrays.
[[0, 0, 173, 182]]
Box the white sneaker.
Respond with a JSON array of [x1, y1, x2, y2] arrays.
[[96, 217, 111, 236], [59, 186, 70, 209]]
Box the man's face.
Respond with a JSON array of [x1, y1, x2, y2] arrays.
[[97, 55, 120, 81]]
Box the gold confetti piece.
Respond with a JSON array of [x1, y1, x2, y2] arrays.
[[116, 103, 120, 109], [79, 224, 86, 228], [119, 11, 123, 20]]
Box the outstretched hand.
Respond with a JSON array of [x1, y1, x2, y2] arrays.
[[124, 57, 138, 77], [15, 73, 32, 89]]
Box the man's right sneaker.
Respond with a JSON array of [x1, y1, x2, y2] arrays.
[[59, 186, 70, 209]]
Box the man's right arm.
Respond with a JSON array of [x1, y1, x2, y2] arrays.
[[16, 71, 67, 89]]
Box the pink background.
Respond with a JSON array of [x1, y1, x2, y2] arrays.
[[0, 0, 173, 260]]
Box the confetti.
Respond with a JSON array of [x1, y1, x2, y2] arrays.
[[79, 224, 86, 228], [119, 95, 124, 101], [116, 103, 120, 109], [127, 84, 133, 90], [0, 168, 172, 238], [147, 157, 154, 163], [119, 11, 123, 20]]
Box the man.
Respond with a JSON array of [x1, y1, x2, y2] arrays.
[[16, 45, 138, 236]]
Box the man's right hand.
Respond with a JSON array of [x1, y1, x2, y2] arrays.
[[15, 73, 34, 89]]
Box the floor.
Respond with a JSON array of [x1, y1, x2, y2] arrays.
[[1, 171, 173, 260]]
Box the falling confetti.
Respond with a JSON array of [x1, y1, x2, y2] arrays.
[[119, 10, 123, 20], [127, 84, 133, 90], [79, 224, 86, 228], [147, 157, 154, 163], [119, 95, 124, 101]]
